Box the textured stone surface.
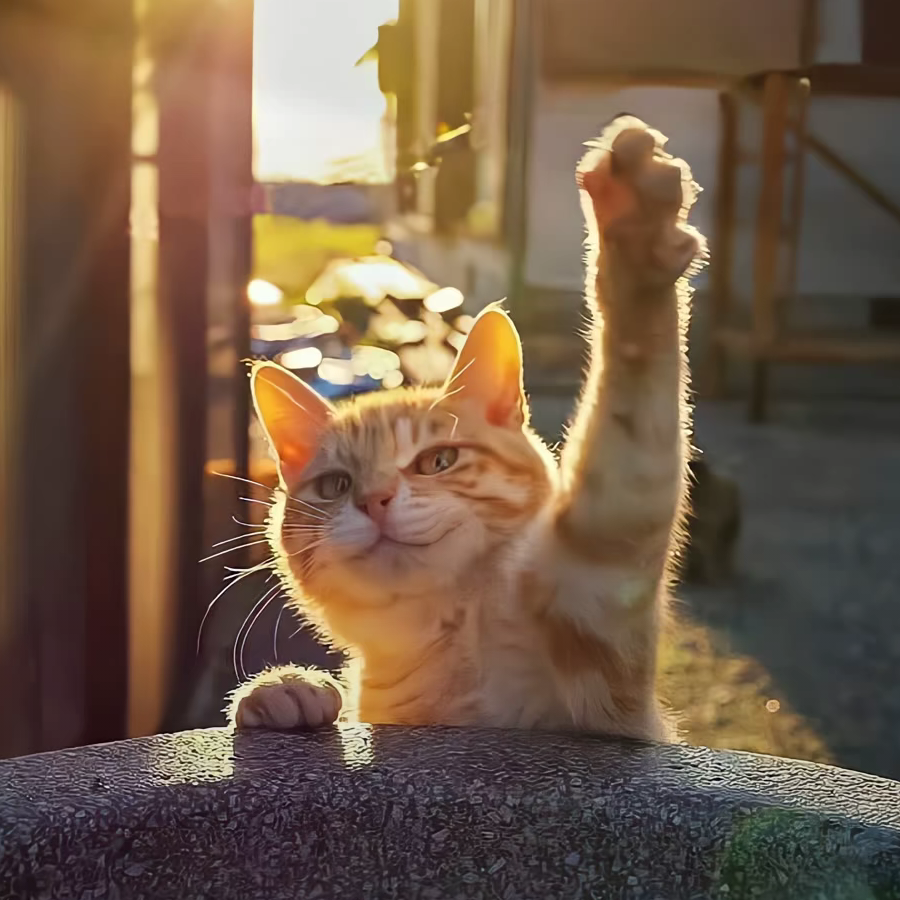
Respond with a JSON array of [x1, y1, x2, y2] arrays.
[[1, 727, 899, 899]]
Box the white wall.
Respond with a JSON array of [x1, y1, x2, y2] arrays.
[[524, 83, 900, 309], [524, 85, 721, 293]]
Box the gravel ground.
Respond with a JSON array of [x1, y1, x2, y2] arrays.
[[677, 400, 900, 780]]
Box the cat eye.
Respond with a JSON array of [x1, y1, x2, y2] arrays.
[[415, 446, 459, 476], [315, 471, 352, 499]]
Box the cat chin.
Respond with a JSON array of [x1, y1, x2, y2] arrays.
[[311, 555, 464, 601], [365, 521, 463, 552], [316, 531, 477, 595], [290, 517, 486, 600], [349, 534, 467, 575]]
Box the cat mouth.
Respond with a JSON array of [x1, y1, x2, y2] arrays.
[[369, 524, 460, 552]]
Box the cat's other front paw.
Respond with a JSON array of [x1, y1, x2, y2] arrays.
[[228, 666, 343, 731], [577, 116, 704, 286]]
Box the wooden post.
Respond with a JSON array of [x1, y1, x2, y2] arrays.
[[143, 0, 256, 734], [149, 0, 214, 731], [705, 90, 738, 398], [0, 83, 30, 758], [749, 72, 790, 422], [780, 79, 810, 318], [0, 1, 133, 754]]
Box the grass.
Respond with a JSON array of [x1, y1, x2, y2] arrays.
[[253, 215, 381, 300], [659, 609, 832, 765]]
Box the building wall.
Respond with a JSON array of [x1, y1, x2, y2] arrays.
[[521, 79, 900, 398], [524, 83, 900, 305], [522, 0, 900, 309], [388, 0, 900, 397]]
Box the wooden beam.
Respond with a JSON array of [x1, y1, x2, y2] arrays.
[[780, 79, 810, 312], [799, 128, 900, 228], [749, 73, 792, 422], [704, 91, 739, 398], [746, 65, 900, 98], [740, 82, 900, 228], [714, 327, 900, 364], [0, 0, 133, 754]]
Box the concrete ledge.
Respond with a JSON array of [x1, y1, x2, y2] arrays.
[[1, 727, 899, 899]]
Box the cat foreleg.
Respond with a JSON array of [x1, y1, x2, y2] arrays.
[[531, 120, 704, 736], [555, 117, 703, 588]]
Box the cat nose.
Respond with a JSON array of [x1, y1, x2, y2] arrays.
[[359, 488, 395, 526]]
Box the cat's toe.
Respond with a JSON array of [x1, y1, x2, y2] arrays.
[[577, 117, 703, 283], [231, 676, 342, 731]]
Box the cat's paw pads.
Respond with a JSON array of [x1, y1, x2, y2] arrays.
[[576, 116, 704, 283], [229, 670, 342, 731]]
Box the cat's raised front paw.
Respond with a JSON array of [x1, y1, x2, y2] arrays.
[[577, 116, 703, 286], [229, 667, 343, 731]]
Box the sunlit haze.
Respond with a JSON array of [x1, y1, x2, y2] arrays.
[[253, 0, 399, 183]]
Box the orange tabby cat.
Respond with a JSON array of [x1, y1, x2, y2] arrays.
[[228, 117, 705, 741]]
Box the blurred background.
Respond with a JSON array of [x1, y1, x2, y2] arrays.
[[1, 0, 900, 780]]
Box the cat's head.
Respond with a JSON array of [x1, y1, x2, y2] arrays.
[[251, 308, 554, 607]]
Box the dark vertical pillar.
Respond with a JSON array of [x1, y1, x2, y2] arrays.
[[505, 0, 536, 318], [0, 78, 32, 760], [150, 1, 213, 727], [0, 0, 133, 755], [390, 0, 418, 213], [704, 91, 738, 399], [433, 0, 476, 231], [79, 9, 134, 747], [211, 0, 254, 489], [148, 0, 255, 730]]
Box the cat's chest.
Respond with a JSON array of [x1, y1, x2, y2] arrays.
[[474, 582, 568, 728]]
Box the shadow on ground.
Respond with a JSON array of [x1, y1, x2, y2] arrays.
[[675, 401, 900, 780]]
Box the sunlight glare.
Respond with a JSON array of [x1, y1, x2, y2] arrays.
[[381, 370, 404, 389], [279, 346, 324, 371], [247, 278, 284, 307], [318, 358, 356, 385], [253, 0, 399, 183], [425, 287, 465, 314]]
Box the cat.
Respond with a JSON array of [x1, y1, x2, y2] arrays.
[[227, 116, 705, 742]]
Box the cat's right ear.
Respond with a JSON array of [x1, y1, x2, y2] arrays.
[[250, 362, 334, 481], [443, 306, 526, 428]]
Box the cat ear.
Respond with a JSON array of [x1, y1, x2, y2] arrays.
[[444, 307, 526, 428], [250, 362, 334, 479]]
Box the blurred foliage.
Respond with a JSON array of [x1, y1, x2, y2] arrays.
[[252, 215, 381, 301]]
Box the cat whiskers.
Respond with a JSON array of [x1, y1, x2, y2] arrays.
[[442, 356, 475, 391], [196, 556, 276, 654], [234, 579, 284, 681], [272, 601, 287, 663], [211, 529, 269, 548], [231, 514, 264, 529], [238, 495, 277, 510], [283, 496, 332, 523], [200, 539, 272, 563], [211, 471, 330, 517], [201, 521, 324, 564], [284, 533, 331, 580], [425, 360, 470, 416], [286, 536, 329, 558], [427, 383, 467, 415]]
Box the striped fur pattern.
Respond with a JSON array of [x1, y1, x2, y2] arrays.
[[229, 117, 705, 741]]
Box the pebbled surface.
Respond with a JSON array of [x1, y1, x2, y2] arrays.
[[0, 726, 899, 899]]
